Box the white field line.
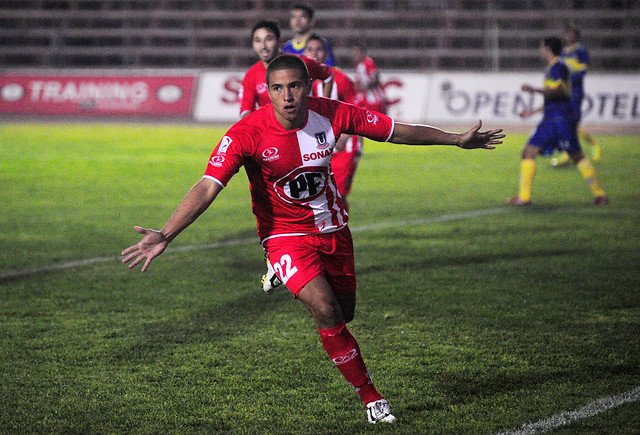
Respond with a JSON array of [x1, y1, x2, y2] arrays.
[[1, 205, 633, 282], [499, 386, 640, 434], [0, 207, 509, 281]]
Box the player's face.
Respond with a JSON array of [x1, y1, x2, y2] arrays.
[[267, 68, 310, 129], [565, 30, 577, 46], [352, 47, 365, 64], [290, 9, 311, 34], [540, 43, 553, 63], [252, 28, 279, 63], [303, 39, 327, 63]]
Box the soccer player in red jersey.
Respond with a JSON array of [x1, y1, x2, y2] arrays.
[[352, 44, 388, 114], [240, 20, 333, 118], [122, 55, 504, 424], [304, 34, 361, 211]]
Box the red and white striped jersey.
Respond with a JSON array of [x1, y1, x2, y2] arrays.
[[204, 96, 394, 242], [312, 67, 356, 105]]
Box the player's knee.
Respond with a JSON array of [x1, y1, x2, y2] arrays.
[[314, 300, 344, 326], [522, 145, 539, 159]]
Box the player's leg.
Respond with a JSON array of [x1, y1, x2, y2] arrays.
[[507, 144, 540, 205], [569, 150, 608, 205], [320, 226, 358, 323], [297, 276, 396, 424], [334, 292, 356, 323], [562, 120, 608, 205], [579, 128, 602, 162]]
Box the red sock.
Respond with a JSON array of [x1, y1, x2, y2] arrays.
[[318, 321, 383, 405]]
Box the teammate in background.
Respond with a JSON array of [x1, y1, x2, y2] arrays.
[[281, 3, 336, 66], [239, 20, 333, 118], [352, 44, 388, 114], [122, 55, 504, 425], [551, 23, 603, 167], [304, 34, 361, 211], [507, 37, 608, 206]]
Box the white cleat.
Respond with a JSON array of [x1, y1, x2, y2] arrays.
[[261, 256, 282, 295], [366, 399, 397, 424]]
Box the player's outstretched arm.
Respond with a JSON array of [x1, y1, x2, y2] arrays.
[[389, 120, 504, 150], [121, 178, 223, 272]]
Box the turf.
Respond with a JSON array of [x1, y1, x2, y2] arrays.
[[1, 123, 639, 433]]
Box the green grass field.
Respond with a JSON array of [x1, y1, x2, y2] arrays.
[[1, 123, 639, 433]]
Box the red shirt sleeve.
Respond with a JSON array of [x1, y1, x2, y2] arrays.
[[333, 68, 357, 105], [328, 99, 393, 142], [300, 55, 332, 82], [203, 124, 254, 186]]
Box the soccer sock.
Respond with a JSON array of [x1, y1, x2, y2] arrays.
[[318, 322, 383, 405], [577, 158, 606, 197], [518, 158, 536, 202], [580, 129, 602, 161]]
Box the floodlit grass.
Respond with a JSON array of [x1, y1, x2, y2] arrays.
[[1, 123, 639, 433]]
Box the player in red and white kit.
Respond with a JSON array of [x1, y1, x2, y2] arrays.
[[240, 20, 333, 118], [122, 55, 504, 425], [304, 34, 361, 211], [352, 44, 388, 114]]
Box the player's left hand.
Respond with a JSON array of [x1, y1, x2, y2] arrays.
[[121, 226, 168, 272], [458, 120, 505, 150]]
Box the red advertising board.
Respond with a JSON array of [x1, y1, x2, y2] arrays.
[[0, 74, 195, 117]]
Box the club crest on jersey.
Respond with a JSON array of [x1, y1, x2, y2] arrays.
[[262, 147, 280, 162], [209, 155, 225, 167], [366, 111, 379, 125], [315, 132, 329, 149]]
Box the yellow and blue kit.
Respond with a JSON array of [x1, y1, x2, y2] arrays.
[[528, 58, 581, 156], [561, 43, 589, 121]]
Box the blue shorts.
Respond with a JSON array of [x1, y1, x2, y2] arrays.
[[528, 115, 582, 156]]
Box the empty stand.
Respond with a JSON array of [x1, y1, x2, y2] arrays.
[[0, 0, 638, 70]]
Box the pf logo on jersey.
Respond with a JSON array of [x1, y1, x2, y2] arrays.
[[275, 166, 329, 204]]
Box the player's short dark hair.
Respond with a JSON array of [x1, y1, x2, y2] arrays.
[[543, 37, 563, 56], [306, 33, 326, 49], [292, 3, 314, 20], [565, 22, 581, 39], [266, 54, 309, 85], [251, 20, 280, 41]]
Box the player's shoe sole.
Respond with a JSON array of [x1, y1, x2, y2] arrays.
[[261, 255, 282, 295], [366, 399, 397, 424]]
